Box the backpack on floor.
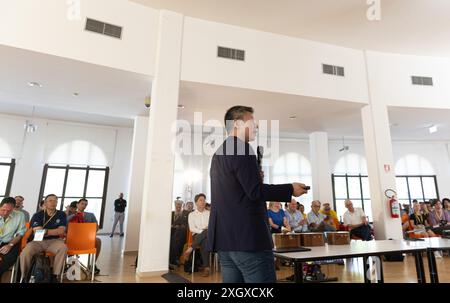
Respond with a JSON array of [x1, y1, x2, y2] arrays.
[[26, 254, 52, 283]]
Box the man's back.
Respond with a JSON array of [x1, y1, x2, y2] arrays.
[[208, 136, 292, 252]]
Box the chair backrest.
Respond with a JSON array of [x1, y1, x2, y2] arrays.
[[21, 222, 32, 250], [66, 223, 97, 251]]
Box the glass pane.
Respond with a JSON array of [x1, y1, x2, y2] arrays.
[[65, 169, 86, 197], [334, 177, 347, 199], [361, 177, 371, 199], [0, 158, 12, 163], [84, 198, 102, 224], [408, 177, 423, 201], [86, 170, 105, 197], [335, 200, 347, 222], [0, 166, 10, 195], [363, 200, 373, 222], [348, 177, 362, 199], [44, 168, 66, 196], [422, 177, 437, 200], [395, 177, 409, 200], [350, 199, 363, 209]]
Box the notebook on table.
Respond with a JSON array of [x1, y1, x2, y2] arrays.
[[273, 247, 311, 253]]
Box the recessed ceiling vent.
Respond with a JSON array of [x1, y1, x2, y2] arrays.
[[322, 64, 345, 77], [85, 18, 123, 39], [411, 76, 433, 86], [217, 46, 245, 61]]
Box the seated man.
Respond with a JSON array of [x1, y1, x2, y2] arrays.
[[185, 201, 194, 212], [20, 194, 68, 283], [307, 200, 336, 232], [0, 197, 26, 281], [320, 202, 339, 230], [169, 199, 189, 268], [14, 195, 30, 222], [343, 199, 372, 241], [68, 198, 101, 274], [285, 199, 308, 232], [184, 193, 210, 277], [65, 201, 78, 218]]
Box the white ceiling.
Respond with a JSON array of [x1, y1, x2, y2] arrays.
[[388, 106, 450, 141], [0, 45, 152, 127], [178, 81, 366, 138], [133, 0, 450, 57]]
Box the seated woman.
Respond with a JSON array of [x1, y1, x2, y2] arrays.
[[408, 203, 436, 238], [267, 202, 290, 233], [428, 200, 450, 235]]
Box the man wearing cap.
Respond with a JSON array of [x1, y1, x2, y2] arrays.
[[169, 199, 190, 268]]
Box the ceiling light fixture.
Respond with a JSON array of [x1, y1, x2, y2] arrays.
[[28, 81, 43, 88], [289, 116, 297, 120], [178, 104, 185, 109], [73, 92, 79, 97], [24, 106, 38, 133], [429, 125, 437, 134]]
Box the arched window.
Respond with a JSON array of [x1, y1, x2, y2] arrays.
[[395, 154, 438, 204], [332, 153, 371, 222], [271, 152, 312, 204], [39, 140, 109, 228]]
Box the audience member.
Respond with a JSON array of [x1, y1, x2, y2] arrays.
[[307, 200, 336, 232], [285, 199, 307, 232], [267, 202, 290, 233], [320, 202, 339, 230], [20, 194, 68, 283], [0, 197, 26, 281], [110, 193, 127, 237], [409, 202, 436, 238], [185, 201, 194, 212], [343, 199, 372, 241], [428, 200, 450, 235], [442, 198, 450, 214], [65, 201, 77, 217], [169, 199, 189, 268], [68, 198, 102, 274], [14, 195, 30, 222], [185, 193, 210, 277]]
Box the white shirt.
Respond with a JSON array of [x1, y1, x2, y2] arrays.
[[343, 207, 366, 226], [188, 209, 210, 234]]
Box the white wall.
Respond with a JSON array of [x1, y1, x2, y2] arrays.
[[0, 114, 133, 233], [181, 17, 369, 104], [366, 51, 450, 109], [0, 0, 159, 75]]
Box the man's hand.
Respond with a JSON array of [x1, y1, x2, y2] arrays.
[[292, 183, 308, 197], [0, 245, 12, 255]]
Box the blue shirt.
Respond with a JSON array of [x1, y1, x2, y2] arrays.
[[267, 209, 286, 229], [30, 210, 67, 240]]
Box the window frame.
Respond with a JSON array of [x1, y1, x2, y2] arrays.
[[0, 159, 16, 198], [332, 174, 440, 222], [37, 164, 109, 228]]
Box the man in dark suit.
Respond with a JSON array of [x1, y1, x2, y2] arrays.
[[169, 199, 190, 268], [208, 106, 308, 283]]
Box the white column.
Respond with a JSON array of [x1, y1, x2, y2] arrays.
[[309, 132, 333, 205], [123, 116, 149, 253], [136, 10, 183, 277], [361, 103, 402, 240]]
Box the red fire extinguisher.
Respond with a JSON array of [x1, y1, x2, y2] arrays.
[[385, 189, 400, 218]]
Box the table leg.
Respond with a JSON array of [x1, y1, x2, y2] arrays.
[[426, 249, 439, 283], [414, 251, 426, 283], [362, 256, 371, 283], [377, 256, 384, 283], [293, 261, 303, 283]]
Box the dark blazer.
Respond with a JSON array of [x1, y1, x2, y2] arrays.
[[171, 210, 189, 228], [207, 136, 293, 252]]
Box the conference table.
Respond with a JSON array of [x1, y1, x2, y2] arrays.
[[274, 238, 450, 283]]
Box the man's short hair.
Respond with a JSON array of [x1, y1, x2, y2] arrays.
[[78, 198, 88, 204], [44, 194, 57, 201], [70, 201, 78, 208], [224, 106, 254, 133], [1, 197, 16, 207], [194, 193, 206, 203], [442, 198, 450, 204], [15, 195, 24, 200]]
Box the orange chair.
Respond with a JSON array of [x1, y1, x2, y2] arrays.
[[185, 231, 196, 273], [10, 222, 31, 283], [64, 223, 97, 282]]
